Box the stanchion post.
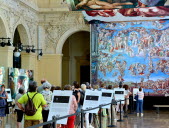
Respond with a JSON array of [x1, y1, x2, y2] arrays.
[[117, 100, 124, 122], [108, 101, 116, 127], [81, 109, 84, 128], [123, 98, 128, 118], [128, 96, 133, 114], [52, 116, 56, 128], [99, 105, 102, 128]]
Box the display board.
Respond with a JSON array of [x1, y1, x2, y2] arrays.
[[66, 0, 169, 11], [114, 88, 125, 104], [8, 68, 33, 99], [100, 89, 114, 108], [82, 90, 102, 113], [5, 88, 12, 102], [0, 67, 6, 85], [91, 20, 169, 96], [48, 90, 72, 124]]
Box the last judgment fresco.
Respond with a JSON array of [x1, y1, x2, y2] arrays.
[[91, 20, 169, 96]]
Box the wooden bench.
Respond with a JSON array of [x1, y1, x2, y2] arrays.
[[153, 105, 169, 114]]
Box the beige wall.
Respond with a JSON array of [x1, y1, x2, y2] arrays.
[[62, 31, 90, 86], [38, 54, 62, 86], [0, 46, 15, 85]]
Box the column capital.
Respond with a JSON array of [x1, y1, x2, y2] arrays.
[[21, 52, 37, 57], [0, 46, 15, 52]]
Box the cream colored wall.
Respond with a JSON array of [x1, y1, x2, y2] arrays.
[[38, 54, 63, 86], [0, 47, 15, 85], [62, 31, 90, 86]]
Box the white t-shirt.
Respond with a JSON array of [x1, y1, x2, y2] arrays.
[[138, 91, 144, 100]]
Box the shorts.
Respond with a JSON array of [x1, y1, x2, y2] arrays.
[[16, 109, 24, 122], [24, 120, 41, 128]]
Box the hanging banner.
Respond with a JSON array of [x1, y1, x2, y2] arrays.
[[66, 0, 169, 11], [82, 90, 102, 113], [48, 90, 72, 124], [83, 6, 169, 23]]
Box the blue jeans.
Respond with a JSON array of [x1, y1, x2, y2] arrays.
[[136, 100, 143, 113]]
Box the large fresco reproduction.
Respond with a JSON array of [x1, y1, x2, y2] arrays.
[[8, 68, 33, 99], [66, 0, 169, 11], [83, 6, 169, 22], [91, 20, 169, 96]]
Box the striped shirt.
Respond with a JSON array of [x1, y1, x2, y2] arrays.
[[138, 91, 144, 100]]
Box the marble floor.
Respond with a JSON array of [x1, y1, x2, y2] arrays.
[[1, 110, 169, 128]]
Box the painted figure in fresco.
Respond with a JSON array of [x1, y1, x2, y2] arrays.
[[129, 32, 138, 46], [137, 43, 145, 56], [126, 46, 134, 57], [76, 0, 133, 9], [128, 64, 136, 76], [138, 0, 166, 7]]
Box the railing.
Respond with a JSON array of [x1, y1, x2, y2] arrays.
[[27, 99, 127, 128]]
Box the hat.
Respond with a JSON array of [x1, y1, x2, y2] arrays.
[[43, 81, 51, 89]]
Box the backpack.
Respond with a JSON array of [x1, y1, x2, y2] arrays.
[[73, 90, 79, 102], [134, 94, 138, 101], [24, 93, 40, 116], [79, 91, 85, 106]]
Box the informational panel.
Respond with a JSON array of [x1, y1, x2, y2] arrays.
[[114, 88, 125, 104], [5, 89, 12, 102], [133, 88, 144, 101], [100, 89, 113, 109], [82, 90, 101, 113], [48, 90, 72, 124]]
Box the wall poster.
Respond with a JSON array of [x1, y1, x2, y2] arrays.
[[8, 68, 33, 99]]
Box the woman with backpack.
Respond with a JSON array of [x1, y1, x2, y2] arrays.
[[41, 82, 53, 128]]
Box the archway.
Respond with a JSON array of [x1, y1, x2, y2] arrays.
[[56, 25, 90, 54], [62, 31, 90, 86], [13, 24, 29, 68], [0, 18, 7, 37]]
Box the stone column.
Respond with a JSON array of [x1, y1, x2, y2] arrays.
[[0, 46, 15, 85], [21, 52, 38, 81], [0, 46, 14, 67], [38, 54, 63, 86]]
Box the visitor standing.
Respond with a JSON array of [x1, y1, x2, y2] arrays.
[[136, 87, 144, 117], [41, 83, 53, 128], [17, 81, 47, 128], [0, 85, 8, 123], [61, 85, 77, 128], [15, 87, 25, 128]]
